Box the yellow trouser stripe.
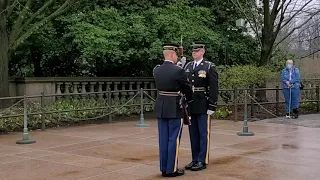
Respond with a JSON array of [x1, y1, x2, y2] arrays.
[[174, 119, 183, 172], [205, 114, 211, 164]]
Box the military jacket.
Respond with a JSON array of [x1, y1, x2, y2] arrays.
[[184, 60, 219, 114], [153, 61, 193, 119]]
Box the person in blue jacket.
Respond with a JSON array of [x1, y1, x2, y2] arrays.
[[281, 60, 301, 119]]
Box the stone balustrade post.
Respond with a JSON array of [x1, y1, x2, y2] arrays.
[[56, 82, 63, 100], [73, 82, 80, 99], [121, 82, 127, 100], [81, 82, 87, 99], [106, 82, 112, 102], [128, 82, 135, 98], [113, 82, 120, 100], [90, 82, 95, 99], [98, 82, 104, 100]]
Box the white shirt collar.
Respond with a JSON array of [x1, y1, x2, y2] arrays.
[[194, 58, 203, 65]]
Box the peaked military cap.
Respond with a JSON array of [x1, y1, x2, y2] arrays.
[[191, 41, 205, 51], [163, 43, 180, 52]]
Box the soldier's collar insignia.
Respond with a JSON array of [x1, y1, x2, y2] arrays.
[[198, 70, 206, 78], [185, 69, 190, 72]]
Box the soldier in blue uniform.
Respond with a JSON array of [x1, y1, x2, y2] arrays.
[[153, 43, 193, 177], [184, 41, 219, 171]]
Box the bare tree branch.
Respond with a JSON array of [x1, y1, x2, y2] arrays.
[[298, 49, 320, 59], [279, 0, 313, 31], [0, 0, 10, 15], [263, 0, 270, 29], [12, 0, 56, 45], [270, 0, 281, 28], [9, 0, 34, 46], [296, 20, 320, 37], [10, 0, 75, 50], [275, 9, 320, 48], [274, 0, 287, 35], [7, 0, 18, 17]]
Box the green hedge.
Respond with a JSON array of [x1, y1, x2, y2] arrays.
[[0, 97, 233, 133], [0, 97, 153, 133], [218, 65, 277, 89]]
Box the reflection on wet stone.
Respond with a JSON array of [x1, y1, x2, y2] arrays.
[[0, 118, 320, 180]]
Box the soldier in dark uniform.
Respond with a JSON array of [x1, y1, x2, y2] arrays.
[[153, 43, 193, 177], [184, 41, 219, 171]]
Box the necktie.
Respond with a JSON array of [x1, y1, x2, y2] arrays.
[[193, 62, 198, 69]]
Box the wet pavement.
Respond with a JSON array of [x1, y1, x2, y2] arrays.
[[260, 113, 320, 128], [0, 118, 320, 180]]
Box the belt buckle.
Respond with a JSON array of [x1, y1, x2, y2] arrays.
[[192, 85, 195, 92]]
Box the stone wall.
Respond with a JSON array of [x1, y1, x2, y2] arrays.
[[9, 77, 155, 103], [8, 77, 320, 104]]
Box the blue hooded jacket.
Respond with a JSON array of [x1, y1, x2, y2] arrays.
[[281, 67, 301, 89]]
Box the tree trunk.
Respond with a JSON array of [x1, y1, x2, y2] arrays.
[[257, 41, 273, 102], [31, 46, 43, 77], [0, 4, 10, 108]]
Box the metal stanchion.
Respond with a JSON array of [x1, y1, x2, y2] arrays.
[[16, 95, 36, 144], [237, 90, 254, 136], [136, 88, 149, 127]]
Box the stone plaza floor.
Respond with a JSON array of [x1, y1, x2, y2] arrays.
[[1, 116, 320, 180]]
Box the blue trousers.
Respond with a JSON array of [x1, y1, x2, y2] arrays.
[[283, 88, 300, 113], [188, 114, 211, 164], [158, 118, 183, 174]]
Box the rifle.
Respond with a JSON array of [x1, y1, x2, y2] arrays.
[[179, 94, 191, 125], [177, 35, 186, 68], [179, 36, 191, 125], [179, 35, 184, 57]]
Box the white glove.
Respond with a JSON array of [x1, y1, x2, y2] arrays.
[[207, 110, 215, 115], [177, 57, 186, 67]]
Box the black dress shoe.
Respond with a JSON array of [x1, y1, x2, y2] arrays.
[[190, 162, 206, 171], [185, 161, 196, 170], [163, 169, 185, 177]]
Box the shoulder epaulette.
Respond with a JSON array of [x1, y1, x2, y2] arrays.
[[205, 61, 216, 69], [153, 65, 160, 76], [176, 64, 183, 69], [184, 61, 192, 69]]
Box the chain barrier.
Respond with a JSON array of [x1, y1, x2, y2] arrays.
[[245, 91, 278, 118], [0, 99, 24, 115], [26, 91, 140, 122], [143, 90, 278, 119], [143, 91, 156, 102]]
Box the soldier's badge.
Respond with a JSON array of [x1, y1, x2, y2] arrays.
[[198, 70, 206, 78]]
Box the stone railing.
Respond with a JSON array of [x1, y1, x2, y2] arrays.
[[9, 77, 156, 103], [8, 77, 320, 104], [54, 77, 156, 100]]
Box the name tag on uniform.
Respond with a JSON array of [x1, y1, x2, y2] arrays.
[[198, 70, 206, 78]]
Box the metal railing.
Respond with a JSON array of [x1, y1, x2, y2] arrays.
[[0, 86, 319, 143]]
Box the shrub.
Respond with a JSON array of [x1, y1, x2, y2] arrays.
[[0, 97, 154, 134], [300, 102, 317, 111], [217, 65, 277, 104], [219, 65, 276, 89], [211, 107, 233, 119]]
